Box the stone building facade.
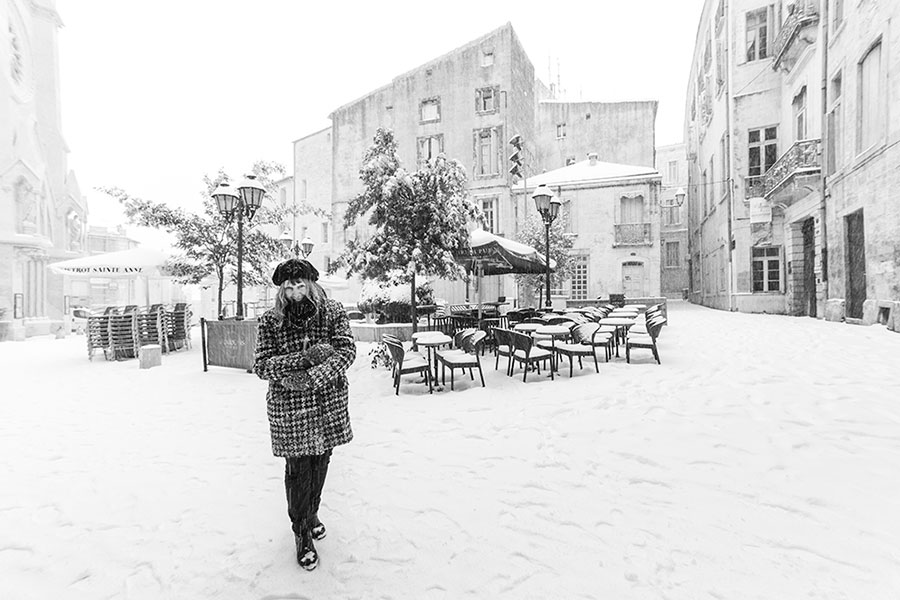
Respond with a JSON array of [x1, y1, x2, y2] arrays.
[[685, 0, 899, 328], [655, 143, 690, 298], [289, 23, 657, 306], [1, 0, 85, 339], [516, 154, 663, 302]]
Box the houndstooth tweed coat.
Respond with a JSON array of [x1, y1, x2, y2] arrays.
[[253, 298, 356, 457]]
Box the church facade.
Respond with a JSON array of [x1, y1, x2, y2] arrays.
[[1, 0, 86, 339]]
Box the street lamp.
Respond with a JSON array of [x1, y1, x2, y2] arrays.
[[212, 174, 266, 320], [280, 232, 315, 258], [660, 187, 686, 208], [532, 183, 561, 308]]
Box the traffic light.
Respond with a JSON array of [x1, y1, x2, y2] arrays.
[[508, 134, 524, 181]]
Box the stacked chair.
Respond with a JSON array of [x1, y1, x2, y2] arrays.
[[84, 304, 193, 361], [625, 305, 667, 364]]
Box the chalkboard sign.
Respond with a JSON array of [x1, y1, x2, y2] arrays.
[[202, 318, 258, 371]]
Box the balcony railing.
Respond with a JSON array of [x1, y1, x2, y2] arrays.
[[763, 138, 821, 197], [773, 0, 819, 70], [614, 223, 652, 246], [744, 175, 766, 200]]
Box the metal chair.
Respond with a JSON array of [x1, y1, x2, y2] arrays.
[[384, 339, 433, 394]]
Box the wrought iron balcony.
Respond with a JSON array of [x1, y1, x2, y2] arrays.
[[773, 0, 819, 71], [763, 138, 821, 199], [614, 223, 652, 246]]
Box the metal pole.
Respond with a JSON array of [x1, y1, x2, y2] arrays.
[[236, 204, 244, 320], [544, 220, 552, 308]]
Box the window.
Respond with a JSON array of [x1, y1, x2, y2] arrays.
[[619, 195, 644, 223], [480, 197, 498, 233], [476, 87, 497, 113], [481, 50, 494, 67], [752, 246, 781, 292], [667, 161, 678, 182], [321, 222, 329, 244], [700, 169, 708, 215], [748, 126, 778, 176], [570, 255, 589, 300], [832, 0, 843, 30], [420, 97, 440, 123], [665, 241, 681, 268], [793, 86, 807, 141], [417, 135, 443, 166], [858, 41, 883, 152], [556, 123, 566, 139], [324, 256, 331, 272], [664, 205, 682, 226], [716, 34, 726, 94], [708, 155, 716, 207], [720, 133, 728, 200], [826, 72, 842, 175], [279, 188, 287, 207], [9, 23, 25, 85], [473, 127, 501, 177], [746, 8, 769, 62]]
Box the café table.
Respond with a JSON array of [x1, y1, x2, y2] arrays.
[[415, 332, 453, 381], [533, 324, 572, 374], [513, 322, 541, 334], [596, 316, 637, 358]]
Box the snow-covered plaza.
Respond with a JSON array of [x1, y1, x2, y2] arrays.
[[2, 301, 899, 599]]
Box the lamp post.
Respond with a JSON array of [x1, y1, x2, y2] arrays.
[[212, 174, 266, 320], [281, 233, 315, 259], [532, 184, 561, 308]]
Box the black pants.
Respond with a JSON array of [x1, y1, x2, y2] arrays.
[[284, 451, 331, 535]]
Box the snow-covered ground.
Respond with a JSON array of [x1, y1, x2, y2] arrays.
[[2, 301, 899, 599]]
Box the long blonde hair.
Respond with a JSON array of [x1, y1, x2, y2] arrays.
[[273, 278, 326, 322]]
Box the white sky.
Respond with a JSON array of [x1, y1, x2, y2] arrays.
[[57, 0, 703, 238]]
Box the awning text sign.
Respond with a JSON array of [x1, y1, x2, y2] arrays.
[[59, 266, 147, 274]]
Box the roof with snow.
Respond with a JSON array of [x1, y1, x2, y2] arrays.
[[515, 157, 661, 191]]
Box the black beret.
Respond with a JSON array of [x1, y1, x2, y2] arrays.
[[272, 259, 319, 285]]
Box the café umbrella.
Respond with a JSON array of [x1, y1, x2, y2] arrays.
[[47, 247, 172, 307], [454, 228, 556, 318]]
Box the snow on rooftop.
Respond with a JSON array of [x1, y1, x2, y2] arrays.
[[516, 156, 660, 190]]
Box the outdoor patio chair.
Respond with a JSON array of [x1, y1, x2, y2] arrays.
[[629, 315, 667, 336], [579, 322, 614, 363], [432, 327, 474, 355], [491, 327, 515, 375], [626, 319, 665, 364], [384, 339, 432, 395], [510, 330, 553, 382], [553, 322, 604, 376], [437, 330, 487, 390]]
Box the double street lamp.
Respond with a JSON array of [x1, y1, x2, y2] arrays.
[[280, 233, 315, 259], [212, 175, 266, 320], [532, 184, 561, 308]]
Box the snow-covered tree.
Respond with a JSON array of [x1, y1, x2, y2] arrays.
[[333, 128, 481, 330], [100, 160, 288, 317], [515, 214, 574, 306]]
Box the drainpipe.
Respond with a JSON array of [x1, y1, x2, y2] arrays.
[[724, 0, 736, 312], [819, 0, 830, 312]]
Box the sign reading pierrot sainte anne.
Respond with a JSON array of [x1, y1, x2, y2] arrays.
[[61, 266, 146, 274]]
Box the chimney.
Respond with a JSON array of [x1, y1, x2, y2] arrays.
[[587, 152, 599, 166]]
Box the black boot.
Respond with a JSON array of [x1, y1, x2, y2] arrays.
[[310, 515, 326, 540], [295, 529, 318, 571]]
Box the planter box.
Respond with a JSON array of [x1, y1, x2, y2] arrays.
[[350, 322, 414, 343]]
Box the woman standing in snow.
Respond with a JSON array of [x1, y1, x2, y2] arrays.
[[253, 258, 356, 571]]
